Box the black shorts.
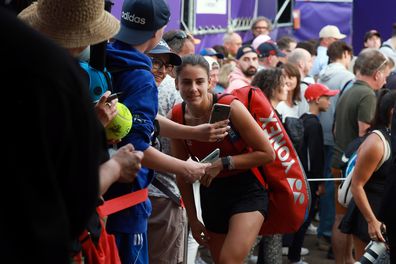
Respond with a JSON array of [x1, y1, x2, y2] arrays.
[[200, 170, 268, 234]]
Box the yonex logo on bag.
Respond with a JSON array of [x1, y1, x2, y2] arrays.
[[122, 11, 146, 25], [287, 178, 305, 204], [260, 111, 296, 174]]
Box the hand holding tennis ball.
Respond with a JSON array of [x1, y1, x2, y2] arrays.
[[105, 102, 133, 141]]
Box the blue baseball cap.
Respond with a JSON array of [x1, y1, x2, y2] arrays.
[[147, 39, 182, 66], [256, 42, 286, 58], [200, 48, 224, 59], [114, 0, 170, 45]]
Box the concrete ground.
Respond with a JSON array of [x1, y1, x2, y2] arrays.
[[195, 220, 335, 264]]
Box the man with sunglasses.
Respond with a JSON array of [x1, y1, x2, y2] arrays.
[[331, 48, 392, 264]]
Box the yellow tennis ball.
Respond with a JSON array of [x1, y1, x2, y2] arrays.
[[105, 102, 133, 141]]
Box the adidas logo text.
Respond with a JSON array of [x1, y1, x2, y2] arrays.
[[122, 11, 146, 25]]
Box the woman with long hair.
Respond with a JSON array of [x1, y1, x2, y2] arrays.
[[169, 54, 275, 263], [251, 68, 288, 264], [340, 89, 396, 259]]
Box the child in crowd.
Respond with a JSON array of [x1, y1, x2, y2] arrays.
[[288, 83, 339, 264]]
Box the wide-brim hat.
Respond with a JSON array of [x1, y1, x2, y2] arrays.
[[147, 39, 182, 66], [18, 0, 120, 49]]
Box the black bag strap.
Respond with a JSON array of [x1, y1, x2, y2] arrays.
[[151, 177, 181, 207]]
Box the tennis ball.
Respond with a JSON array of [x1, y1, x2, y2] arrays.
[[105, 102, 133, 141]]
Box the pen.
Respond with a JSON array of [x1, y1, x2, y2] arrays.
[[93, 92, 123, 104]]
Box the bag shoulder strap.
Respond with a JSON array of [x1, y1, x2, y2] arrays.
[[372, 129, 391, 169], [151, 177, 182, 207]]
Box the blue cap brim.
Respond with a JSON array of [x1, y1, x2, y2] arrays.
[[147, 49, 182, 66], [113, 24, 154, 45]]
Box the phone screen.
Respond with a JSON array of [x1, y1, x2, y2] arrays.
[[209, 103, 231, 124]]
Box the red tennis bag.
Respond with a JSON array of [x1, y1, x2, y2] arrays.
[[223, 86, 310, 235]]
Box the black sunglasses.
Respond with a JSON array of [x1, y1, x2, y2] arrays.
[[165, 31, 188, 42]]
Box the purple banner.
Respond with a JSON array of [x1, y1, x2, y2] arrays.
[[352, 0, 396, 55], [293, 1, 352, 45], [231, 0, 256, 18]]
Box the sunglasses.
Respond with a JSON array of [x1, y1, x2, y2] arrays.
[[165, 31, 188, 42], [375, 59, 388, 72], [150, 57, 174, 72]]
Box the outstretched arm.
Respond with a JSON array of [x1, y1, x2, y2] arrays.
[[156, 114, 229, 142]]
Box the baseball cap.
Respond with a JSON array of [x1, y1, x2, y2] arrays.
[[256, 42, 286, 58], [203, 56, 220, 71], [114, 0, 170, 45], [319, 25, 346, 39], [364, 29, 381, 42], [147, 39, 182, 66], [304, 83, 339, 101], [236, 45, 257, 60], [200, 48, 224, 59]]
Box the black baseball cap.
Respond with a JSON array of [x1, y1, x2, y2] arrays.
[[236, 45, 257, 60], [364, 29, 381, 42], [114, 0, 170, 45], [200, 48, 224, 59], [147, 39, 182, 66]]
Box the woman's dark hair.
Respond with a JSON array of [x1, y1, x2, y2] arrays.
[[175, 54, 210, 78], [370, 89, 396, 129], [251, 68, 283, 100], [281, 63, 301, 104]]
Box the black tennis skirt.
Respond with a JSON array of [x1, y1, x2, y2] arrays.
[[200, 170, 268, 234]]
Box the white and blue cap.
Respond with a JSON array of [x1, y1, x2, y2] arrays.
[[147, 39, 182, 66], [114, 0, 170, 45]]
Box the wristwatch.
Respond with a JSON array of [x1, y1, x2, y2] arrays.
[[221, 156, 235, 170]]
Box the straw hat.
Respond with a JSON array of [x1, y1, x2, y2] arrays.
[[18, 0, 120, 49]]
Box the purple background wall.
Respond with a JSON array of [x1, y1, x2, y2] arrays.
[[293, 1, 352, 45], [111, 0, 396, 57], [352, 0, 395, 55]]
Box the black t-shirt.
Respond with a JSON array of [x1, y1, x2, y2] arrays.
[[1, 7, 105, 263]]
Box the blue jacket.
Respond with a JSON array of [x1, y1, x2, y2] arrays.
[[104, 40, 157, 233]]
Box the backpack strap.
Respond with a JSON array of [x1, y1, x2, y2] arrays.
[[151, 177, 183, 207], [372, 129, 391, 170]]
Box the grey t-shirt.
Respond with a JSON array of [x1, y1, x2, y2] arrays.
[[331, 80, 376, 168]]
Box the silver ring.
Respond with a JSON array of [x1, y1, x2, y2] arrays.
[[105, 102, 112, 108]]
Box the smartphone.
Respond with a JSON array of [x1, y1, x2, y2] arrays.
[[200, 148, 220, 163], [209, 103, 231, 124]]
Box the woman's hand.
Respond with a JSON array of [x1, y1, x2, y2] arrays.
[[200, 159, 222, 187], [190, 219, 210, 247], [368, 219, 386, 243], [94, 91, 118, 127]]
